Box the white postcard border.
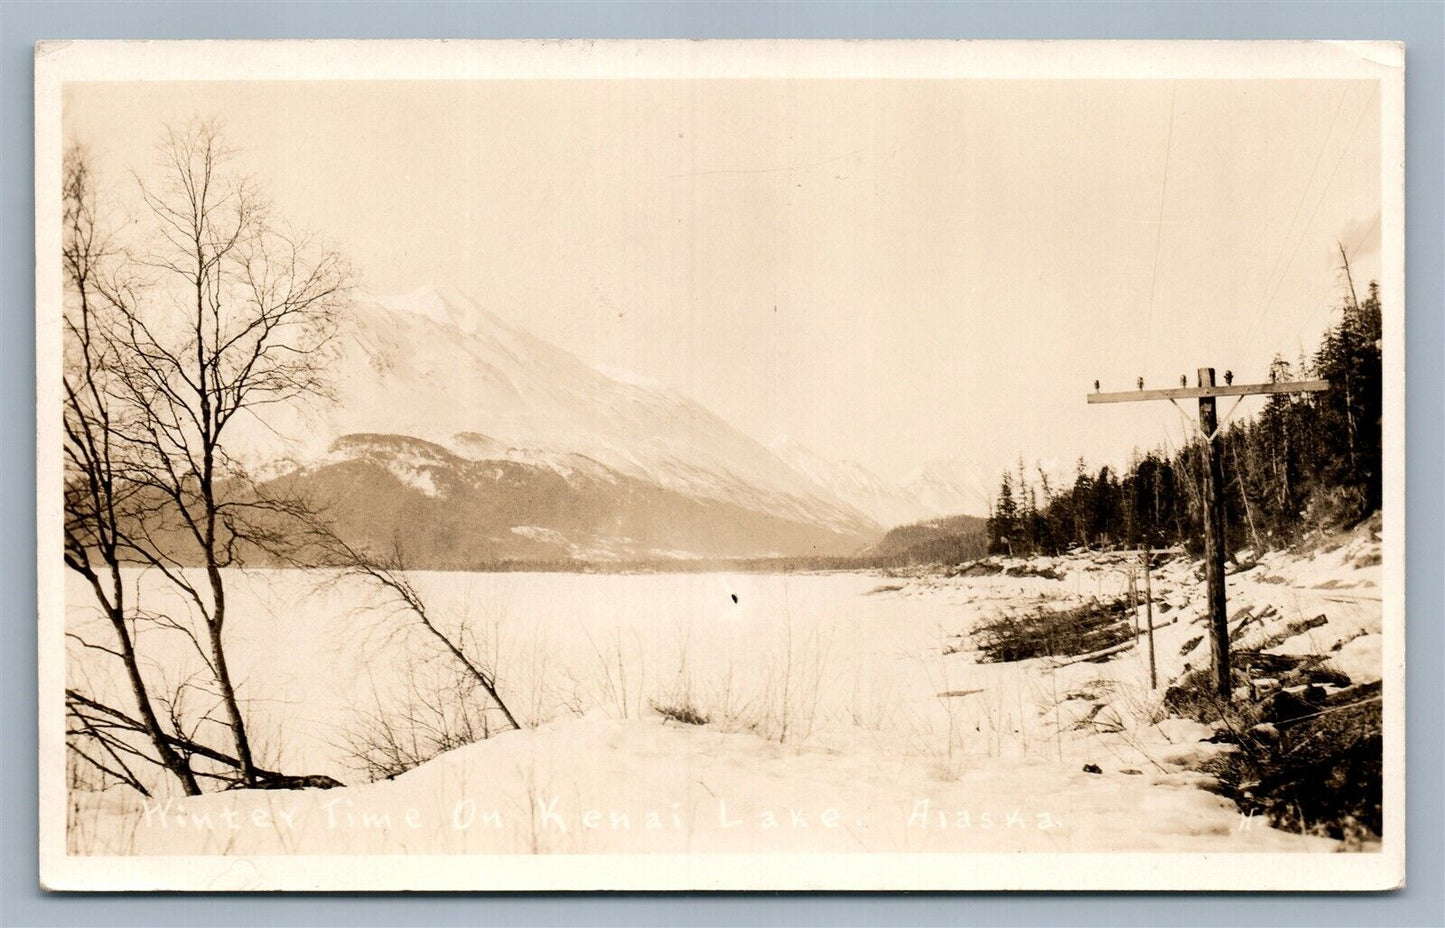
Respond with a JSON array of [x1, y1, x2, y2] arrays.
[[35, 38, 1407, 892]]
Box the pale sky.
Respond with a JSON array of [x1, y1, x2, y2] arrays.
[[64, 79, 1383, 484]]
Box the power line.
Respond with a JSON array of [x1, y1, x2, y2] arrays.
[[1140, 82, 1178, 375], [1348, 213, 1381, 261], [1231, 87, 1350, 361], [1239, 87, 1374, 362], [1258, 92, 1374, 318]]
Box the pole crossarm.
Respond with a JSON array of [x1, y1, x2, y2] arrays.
[[1086, 379, 1328, 405]]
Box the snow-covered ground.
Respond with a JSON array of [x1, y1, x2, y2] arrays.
[[65, 524, 1382, 856]]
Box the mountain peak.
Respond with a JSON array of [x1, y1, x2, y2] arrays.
[[902, 456, 992, 518], [371, 285, 500, 337]]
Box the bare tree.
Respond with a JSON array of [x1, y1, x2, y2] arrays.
[[66, 122, 349, 788], [62, 145, 202, 796]]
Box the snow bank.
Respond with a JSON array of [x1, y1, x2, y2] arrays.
[[71, 714, 1330, 856]]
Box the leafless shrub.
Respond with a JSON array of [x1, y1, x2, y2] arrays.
[[580, 621, 648, 721], [343, 657, 502, 781]]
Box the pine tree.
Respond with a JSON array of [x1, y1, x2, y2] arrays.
[[988, 472, 1019, 555]]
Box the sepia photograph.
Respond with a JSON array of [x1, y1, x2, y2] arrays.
[[35, 39, 1405, 891]]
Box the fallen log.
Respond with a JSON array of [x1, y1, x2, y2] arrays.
[[1252, 613, 1330, 650], [953, 557, 1002, 578], [1046, 638, 1137, 668], [1231, 604, 1279, 640], [974, 596, 1134, 663]]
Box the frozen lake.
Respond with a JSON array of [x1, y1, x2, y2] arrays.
[[68, 566, 1118, 783], [67, 550, 1373, 855]]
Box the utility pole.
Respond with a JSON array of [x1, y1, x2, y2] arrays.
[[1196, 368, 1230, 698], [1128, 562, 1139, 640], [1142, 548, 1156, 690], [1088, 368, 1328, 697]]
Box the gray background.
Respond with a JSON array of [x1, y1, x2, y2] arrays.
[[1, 2, 1440, 926]]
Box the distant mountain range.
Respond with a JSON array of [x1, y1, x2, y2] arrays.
[[242, 287, 990, 565], [769, 436, 992, 529]]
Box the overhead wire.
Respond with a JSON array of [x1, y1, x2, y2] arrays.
[[1257, 92, 1374, 326], [1139, 82, 1178, 382], [1230, 87, 1350, 363], [1237, 86, 1374, 364]]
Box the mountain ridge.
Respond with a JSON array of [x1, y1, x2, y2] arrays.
[[262, 431, 874, 564], [235, 286, 985, 563]]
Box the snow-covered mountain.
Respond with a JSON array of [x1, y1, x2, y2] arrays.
[[769, 437, 994, 526], [768, 436, 931, 528], [900, 457, 995, 520], [241, 287, 885, 561]]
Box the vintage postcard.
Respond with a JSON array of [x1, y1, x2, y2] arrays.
[[36, 39, 1405, 891]]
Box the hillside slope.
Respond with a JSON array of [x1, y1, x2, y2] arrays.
[[864, 513, 990, 566], [228, 286, 884, 560], [265, 433, 873, 563]]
